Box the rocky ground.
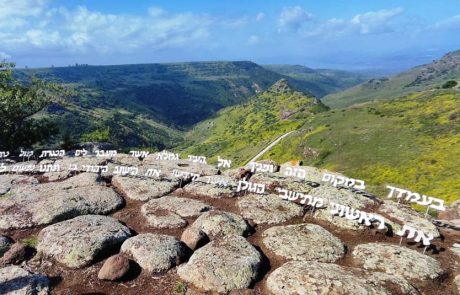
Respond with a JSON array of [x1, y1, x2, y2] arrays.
[[1, 153, 460, 294]]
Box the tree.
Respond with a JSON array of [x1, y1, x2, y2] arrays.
[[0, 62, 64, 151], [442, 80, 458, 89]]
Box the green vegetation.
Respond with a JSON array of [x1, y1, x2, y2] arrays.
[[322, 50, 460, 108], [22, 235, 38, 248], [182, 79, 329, 164], [0, 62, 64, 150], [264, 64, 368, 97], [174, 281, 187, 294], [442, 80, 458, 89]]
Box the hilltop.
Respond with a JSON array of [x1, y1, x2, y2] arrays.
[[322, 50, 460, 108], [182, 79, 329, 164]]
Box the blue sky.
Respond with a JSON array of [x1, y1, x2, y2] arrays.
[[1, 0, 460, 72]]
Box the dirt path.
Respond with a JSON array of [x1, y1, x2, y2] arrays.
[[246, 131, 294, 164]]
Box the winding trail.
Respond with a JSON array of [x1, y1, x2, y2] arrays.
[[246, 131, 294, 164]]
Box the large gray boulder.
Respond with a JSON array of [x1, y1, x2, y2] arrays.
[[262, 223, 345, 262], [266, 261, 419, 295], [141, 196, 212, 229], [188, 210, 249, 240], [237, 194, 303, 225], [0, 175, 38, 195], [352, 243, 443, 280], [121, 233, 187, 273], [0, 173, 123, 230], [177, 235, 262, 293], [0, 265, 50, 295], [111, 175, 179, 201], [37, 215, 131, 268]]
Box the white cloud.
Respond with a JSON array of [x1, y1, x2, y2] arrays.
[[0, 5, 213, 55], [248, 35, 260, 45], [279, 6, 314, 31], [351, 7, 403, 34], [434, 14, 460, 29], [256, 12, 265, 22]]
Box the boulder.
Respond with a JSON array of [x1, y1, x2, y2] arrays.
[[181, 227, 207, 250], [188, 210, 249, 240], [308, 185, 374, 210], [237, 194, 303, 225], [179, 176, 238, 198], [112, 175, 179, 201], [262, 223, 345, 262], [98, 254, 131, 281], [0, 235, 13, 256], [0, 265, 49, 295], [378, 202, 440, 238], [37, 215, 131, 268], [266, 261, 419, 295], [141, 196, 212, 229], [352, 243, 443, 280], [0, 173, 123, 230], [0, 243, 28, 266], [0, 175, 38, 195], [121, 233, 186, 273], [177, 235, 262, 293]]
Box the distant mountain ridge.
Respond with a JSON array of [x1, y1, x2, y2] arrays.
[[322, 50, 460, 108]]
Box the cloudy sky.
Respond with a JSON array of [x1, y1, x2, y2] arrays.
[[1, 0, 460, 72]]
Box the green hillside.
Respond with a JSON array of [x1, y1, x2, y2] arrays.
[[322, 50, 460, 108], [182, 79, 329, 164], [14, 61, 350, 150], [264, 64, 368, 97]]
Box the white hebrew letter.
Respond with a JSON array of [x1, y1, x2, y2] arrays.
[[345, 208, 361, 220], [354, 179, 366, 190], [333, 176, 346, 187], [322, 173, 332, 182], [358, 211, 372, 226], [255, 184, 265, 194], [429, 197, 446, 211], [285, 167, 293, 176], [237, 180, 250, 192], [370, 214, 386, 230], [300, 194, 313, 205], [406, 192, 421, 203], [276, 188, 289, 200], [386, 186, 397, 198], [311, 197, 324, 208], [396, 225, 417, 239], [414, 231, 434, 246]]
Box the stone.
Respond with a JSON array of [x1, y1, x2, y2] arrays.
[[262, 224, 345, 262], [0, 243, 28, 266], [308, 185, 374, 210], [0, 173, 123, 230], [177, 235, 262, 293], [141, 196, 212, 229], [188, 210, 249, 239], [37, 215, 131, 268], [98, 254, 130, 281], [266, 261, 419, 295], [0, 235, 13, 257], [438, 199, 460, 220], [121, 233, 186, 273], [454, 274, 460, 294], [237, 194, 303, 225], [179, 176, 238, 198], [0, 265, 49, 295], [181, 227, 207, 250], [112, 175, 179, 201], [352, 243, 443, 280], [312, 208, 368, 230], [378, 202, 440, 238], [0, 175, 38, 195]]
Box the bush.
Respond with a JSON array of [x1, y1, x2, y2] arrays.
[[442, 80, 458, 89]]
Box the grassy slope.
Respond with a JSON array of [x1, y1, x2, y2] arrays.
[[263, 90, 460, 205], [322, 50, 460, 108], [181, 80, 329, 164]]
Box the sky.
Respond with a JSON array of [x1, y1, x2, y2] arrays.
[[1, 0, 460, 73]]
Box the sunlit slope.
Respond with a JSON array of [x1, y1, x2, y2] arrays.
[[182, 79, 329, 164], [322, 50, 460, 108], [263, 90, 460, 204]]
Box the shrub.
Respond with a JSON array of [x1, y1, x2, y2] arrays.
[[442, 80, 458, 89]]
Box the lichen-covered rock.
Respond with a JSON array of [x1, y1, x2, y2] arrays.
[[37, 215, 131, 268], [179, 176, 238, 198], [266, 261, 419, 295], [378, 202, 440, 238], [188, 210, 249, 239], [141, 196, 212, 228], [0, 235, 13, 257], [237, 194, 303, 225], [177, 235, 262, 293], [0, 265, 50, 295], [312, 208, 367, 230], [0, 174, 38, 195], [121, 233, 186, 273], [308, 185, 374, 210], [352, 243, 443, 280], [181, 227, 207, 250], [0, 173, 123, 230], [0, 243, 28, 266], [112, 175, 179, 201], [262, 224, 345, 262]]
